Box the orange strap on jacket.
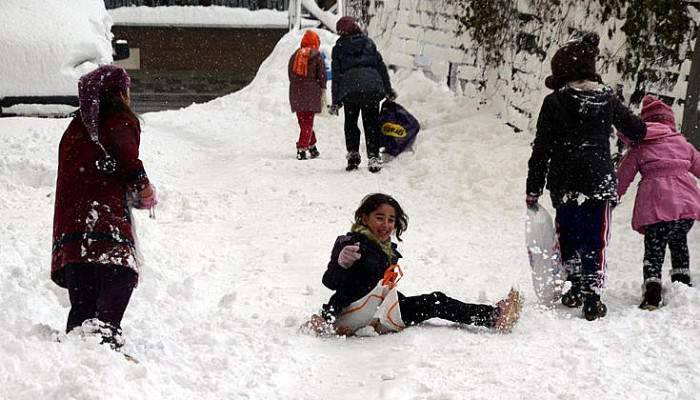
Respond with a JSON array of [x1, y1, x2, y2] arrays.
[[382, 264, 403, 288]]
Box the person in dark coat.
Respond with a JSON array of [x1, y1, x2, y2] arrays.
[[525, 32, 646, 321], [329, 16, 396, 173], [302, 193, 522, 336], [52, 65, 157, 348], [288, 30, 327, 160]]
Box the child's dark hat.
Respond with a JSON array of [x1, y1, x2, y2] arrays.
[[545, 32, 602, 90]]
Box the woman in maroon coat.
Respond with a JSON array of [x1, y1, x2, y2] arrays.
[[52, 65, 157, 348], [288, 30, 327, 160]]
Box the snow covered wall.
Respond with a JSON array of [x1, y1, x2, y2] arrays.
[[362, 0, 696, 131]]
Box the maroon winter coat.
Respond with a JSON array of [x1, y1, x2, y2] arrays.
[[51, 112, 150, 288], [288, 49, 327, 113]]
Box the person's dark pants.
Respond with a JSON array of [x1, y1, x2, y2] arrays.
[[64, 263, 138, 335], [342, 91, 384, 158], [398, 291, 495, 327], [643, 219, 694, 282], [555, 200, 611, 295]]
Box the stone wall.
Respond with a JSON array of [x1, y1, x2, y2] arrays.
[[362, 0, 695, 130]]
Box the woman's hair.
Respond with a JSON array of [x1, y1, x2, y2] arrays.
[[99, 91, 139, 122], [354, 193, 409, 241]]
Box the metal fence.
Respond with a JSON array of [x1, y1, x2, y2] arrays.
[[104, 0, 289, 11]]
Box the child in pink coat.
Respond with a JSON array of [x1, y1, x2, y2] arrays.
[[617, 95, 700, 309]]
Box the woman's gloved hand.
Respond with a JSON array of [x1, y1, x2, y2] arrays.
[[329, 104, 341, 116], [525, 193, 539, 210], [338, 242, 361, 269], [132, 184, 158, 209]]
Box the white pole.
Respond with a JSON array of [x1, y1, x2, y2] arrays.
[[295, 0, 302, 30]]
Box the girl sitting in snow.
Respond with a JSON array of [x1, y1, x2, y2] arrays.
[[617, 95, 700, 310], [288, 30, 327, 160], [303, 193, 522, 336]]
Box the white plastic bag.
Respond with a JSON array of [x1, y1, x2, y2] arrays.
[[334, 280, 405, 334], [317, 88, 330, 117], [525, 205, 565, 306]]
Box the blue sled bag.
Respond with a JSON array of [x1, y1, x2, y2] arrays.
[[379, 100, 420, 157]]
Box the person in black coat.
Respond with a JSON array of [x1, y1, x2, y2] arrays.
[[303, 193, 522, 336], [329, 16, 396, 173], [525, 32, 647, 321]]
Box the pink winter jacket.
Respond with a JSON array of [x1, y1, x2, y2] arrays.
[[617, 121, 700, 233]]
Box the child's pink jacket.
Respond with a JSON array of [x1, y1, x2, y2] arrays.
[[617, 121, 700, 233]]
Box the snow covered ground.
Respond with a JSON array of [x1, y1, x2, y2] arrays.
[[1, 29, 699, 399]]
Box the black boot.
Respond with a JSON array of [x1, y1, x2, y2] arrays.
[[561, 287, 582, 308], [297, 148, 307, 160], [309, 146, 320, 159], [368, 156, 382, 173], [639, 281, 662, 310], [582, 293, 607, 321], [346, 151, 360, 171], [561, 274, 583, 308], [671, 273, 692, 286]]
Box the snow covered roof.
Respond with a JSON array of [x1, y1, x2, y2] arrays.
[[0, 0, 114, 98], [109, 6, 293, 28]]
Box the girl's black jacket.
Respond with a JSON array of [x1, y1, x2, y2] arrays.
[[526, 85, 646, 207], [331, 34, 392, 106], [322, 232, 401, 317]]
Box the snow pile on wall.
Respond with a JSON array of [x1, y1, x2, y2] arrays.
[[109, 5, 290, 27], [0, 0, 114, 98]]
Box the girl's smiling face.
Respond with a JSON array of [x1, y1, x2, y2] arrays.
[[361, 203, 396, 242]]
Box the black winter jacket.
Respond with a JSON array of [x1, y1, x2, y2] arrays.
[[322, 232, 401, 317], [526, 84, 646, 207], [331, 34, 392, 106]]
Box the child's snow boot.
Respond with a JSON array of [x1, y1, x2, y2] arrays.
[[368, 156, 382, 173], [297, 148, 307, 160], [346, 151, 361, 171], [582, 293, 607, 321], [561, 269, 583, 308], [309, 145, 320, 159], [299, 314, 335, 336], [671, 270, 692, 286], [561, 287, 582, 308], [639, 280, 662, 310], [493, 288, 522, 333]]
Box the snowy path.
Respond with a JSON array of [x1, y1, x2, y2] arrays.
[[1, 30, 699, 399]]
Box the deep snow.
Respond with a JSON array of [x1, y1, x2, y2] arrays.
[[0, 29, 699, 400], [0, 0, 113, 98]]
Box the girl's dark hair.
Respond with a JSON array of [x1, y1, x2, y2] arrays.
[[354, 193, 409, 241], [99, 91, 140, 122]]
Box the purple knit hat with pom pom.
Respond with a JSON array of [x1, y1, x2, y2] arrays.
[[78, 65, 131, 142]]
